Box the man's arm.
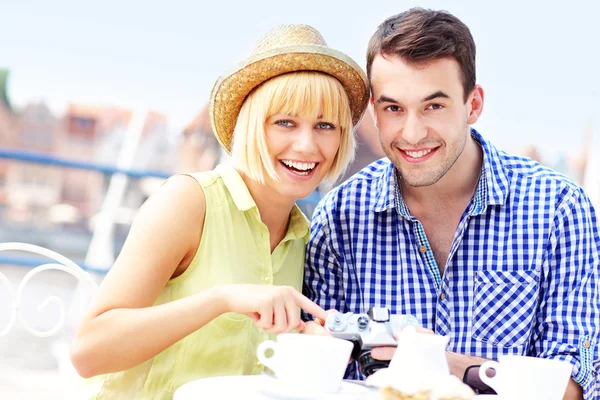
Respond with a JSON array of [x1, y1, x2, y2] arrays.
[[533, 188, 600, 400], [302, 200, 345, 318]]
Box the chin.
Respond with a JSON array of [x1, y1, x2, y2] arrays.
[[402, 171, 444, 187], [275, 183, 317, 201], [283, 189, 316, 201]]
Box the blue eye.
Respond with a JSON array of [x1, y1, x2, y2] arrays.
[[275, 120, 294, 127], [316, 122, 336, 130], [426, 103, 444, 110]]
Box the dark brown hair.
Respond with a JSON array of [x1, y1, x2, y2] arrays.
[[366, 8, 476, 101]]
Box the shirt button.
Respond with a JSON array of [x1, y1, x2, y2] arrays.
[[583, 339, 591, 349], [439, 292, 446, 301], [256, 361, 262, 368], [419, 245, 427, 253], [264, 276, 271, 283]]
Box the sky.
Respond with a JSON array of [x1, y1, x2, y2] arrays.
[[1, 0, 599, 159]]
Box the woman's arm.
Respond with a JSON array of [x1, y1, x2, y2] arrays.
[[70, 175, 327, 378], [70, 175, 214, 377]]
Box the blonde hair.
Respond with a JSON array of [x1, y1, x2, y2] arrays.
[[231, 71, 355, 186]]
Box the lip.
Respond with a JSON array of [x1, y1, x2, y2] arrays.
[[398, 147, 438, 164], [278, 160, 319, 181]]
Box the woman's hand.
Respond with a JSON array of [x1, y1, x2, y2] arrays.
[[219, 284, 328, 334], [302, 309, 338, 336]]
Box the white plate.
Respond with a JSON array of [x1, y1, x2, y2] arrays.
[[260, 379, 376, 399], [474, 395, 500, 399]]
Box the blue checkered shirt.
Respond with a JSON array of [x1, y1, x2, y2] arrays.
[[303, 129, 600, 399]]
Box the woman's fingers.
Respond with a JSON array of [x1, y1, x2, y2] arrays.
[[283, 299, 301, 332], [292, 291, 328, 321], [266, 297, 287, 334], [256, 302, 273, 330], [249, 286, 326, 334]]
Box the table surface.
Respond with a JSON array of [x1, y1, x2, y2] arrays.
[[173, 375, 380, 400], [173, 375, 497, 399]]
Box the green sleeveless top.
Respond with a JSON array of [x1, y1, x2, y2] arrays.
[[84, 165, 310, 399]]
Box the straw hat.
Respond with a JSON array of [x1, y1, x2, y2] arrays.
[[209, 24, 370, 154]]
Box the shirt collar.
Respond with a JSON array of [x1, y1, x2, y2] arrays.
[[373, 160, 398, 213], [374, 129, 509, 216], [472, 128, 509, 209], [284, 206, 311, 244], [216, 164, 256, 211], [216, 164, 310, 243]]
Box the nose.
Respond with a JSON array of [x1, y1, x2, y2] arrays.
[[402, 112, 427, 145], [292, 125, 318, 154]]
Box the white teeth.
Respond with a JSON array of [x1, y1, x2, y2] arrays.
[[281, 160, 317, 171], [405, 149, 432, 158]]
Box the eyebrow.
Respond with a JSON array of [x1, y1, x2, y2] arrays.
[[376, 95, 399, 104], [376, 91, 451, 104], [422, 91, 450, 102]]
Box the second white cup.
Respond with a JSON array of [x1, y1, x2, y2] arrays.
[[479, 355, 573, 400]]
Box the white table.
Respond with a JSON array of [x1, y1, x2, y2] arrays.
[[173, 375, 380, 399]]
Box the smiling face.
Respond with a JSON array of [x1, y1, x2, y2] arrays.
[[231, 71, 355, 200], [370, 55, 482, 187], [263, 112, 342, 199]]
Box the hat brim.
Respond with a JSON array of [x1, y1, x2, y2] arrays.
[[209, 45, 369, 154]]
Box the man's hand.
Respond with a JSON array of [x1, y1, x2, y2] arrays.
[[370, 326, 434, 360]]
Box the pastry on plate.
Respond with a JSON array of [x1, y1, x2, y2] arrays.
[[367, 368, 474, 400]]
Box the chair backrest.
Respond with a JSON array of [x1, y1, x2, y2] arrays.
[[0, 242, 99, 338]]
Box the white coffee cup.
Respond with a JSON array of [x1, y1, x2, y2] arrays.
[[479, 355, 573, 400], [256, 333, 353, 394]]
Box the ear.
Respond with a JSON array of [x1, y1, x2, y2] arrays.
[[466, 85, 484, 125], [369, 96, 379, 130]]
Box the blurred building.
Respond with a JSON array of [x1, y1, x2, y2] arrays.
[[0, 69, 17, 206], [4, 102, 63, 225], [59, 104, 175, 226], [1, 98, 177, 229], [178, 105, 220, 173], [581, 124, 599, 208]]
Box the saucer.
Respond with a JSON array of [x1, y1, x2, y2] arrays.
[[260, 379, 375, 399]]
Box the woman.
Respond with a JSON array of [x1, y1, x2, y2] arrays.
[[70, 24, 369, 398]]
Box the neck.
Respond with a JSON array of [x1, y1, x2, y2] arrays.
[[401, 133, 483, 206], [238, 170, 295, 247]]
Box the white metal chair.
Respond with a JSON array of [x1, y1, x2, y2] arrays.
[[0, 242, 99, 398]]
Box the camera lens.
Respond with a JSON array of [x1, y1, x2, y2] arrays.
[[357, 350, 390, 377]]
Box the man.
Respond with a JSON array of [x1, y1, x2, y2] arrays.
[[303, 8, 599, 399]]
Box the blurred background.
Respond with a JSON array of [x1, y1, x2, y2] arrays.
[[0, 0, 598, 398]]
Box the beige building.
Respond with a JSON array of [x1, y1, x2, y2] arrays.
[[3, 102, 63, 224], [178, 105, 220, 173], [0, 69, 17, 206]]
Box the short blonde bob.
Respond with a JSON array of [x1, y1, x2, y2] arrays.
[[231, 71, 356, 186]]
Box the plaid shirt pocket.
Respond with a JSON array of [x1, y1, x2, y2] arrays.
[[471, 269, 539, 348]]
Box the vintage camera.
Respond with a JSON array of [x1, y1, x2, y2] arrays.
[[325, 307, 419, 376]]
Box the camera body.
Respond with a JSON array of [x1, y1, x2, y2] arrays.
[[325, 307, 419, 376]]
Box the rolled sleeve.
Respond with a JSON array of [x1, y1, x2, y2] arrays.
[[576, 337, 599, 400], [535, 189, 600, 399]]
